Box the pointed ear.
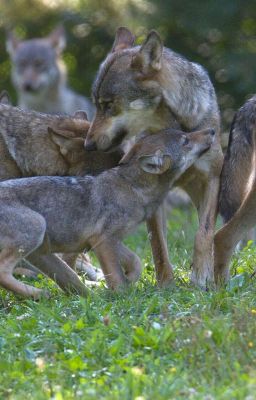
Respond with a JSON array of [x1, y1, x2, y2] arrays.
[[6, 31, 20, 57], [0, 90, 11, 105], [53, 120, 90, 138], [139, 150, 171, 174], [131, 30, 163, 74], [48, 127, 84, 156], [47, 25, 66, 54], [112, 27, 135, 52], [73, 110, 88, 120]]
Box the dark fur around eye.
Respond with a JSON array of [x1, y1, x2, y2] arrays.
[[182, 137, 190, 146]]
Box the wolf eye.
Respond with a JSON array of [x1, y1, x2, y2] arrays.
[[101, 101, 117, 115], [103, 102, 113, 111], [98, 99, 119, 115]]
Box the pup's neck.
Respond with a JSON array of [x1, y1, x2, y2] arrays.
[[117, 163, 172, 209]]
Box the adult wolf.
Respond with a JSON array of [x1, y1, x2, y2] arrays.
[[85, 27, 223, 289], [215, 95, 256, 283], [6, 25, 94, 119]]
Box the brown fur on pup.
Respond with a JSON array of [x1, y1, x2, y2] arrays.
[[0, 127, 214, 298], [0, 91, 123, 282]]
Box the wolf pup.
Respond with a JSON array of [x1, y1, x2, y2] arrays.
[[84, 27, 223, 289], [215, 95, 256, 283], [6, 25, 94, 119], [0, 127, 214, 299], [0, 91, 121, 281], [0, 91, 90, 181], [0, 91, 120, 181]]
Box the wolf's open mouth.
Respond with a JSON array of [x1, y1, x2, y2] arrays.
[[106, 129, 128, 150], [198, 143, 212, 157], [22, 86, 40, 94]]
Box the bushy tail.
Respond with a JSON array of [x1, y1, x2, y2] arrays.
[[218, 96, 256, 223]]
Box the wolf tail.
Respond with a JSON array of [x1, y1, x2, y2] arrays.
[[218, 96, 256, 223]]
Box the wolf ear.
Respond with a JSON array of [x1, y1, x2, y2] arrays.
[[6, 31, 20, 57], [47, 25, 66, 54], [139, 150, 171, 174], [112, 27, 135, 52], [0, 90, 11, 105], [131, 30, 163, 74], [73, 110, 88, 120], [49, 127, 84, 156]]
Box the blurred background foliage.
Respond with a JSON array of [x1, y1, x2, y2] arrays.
[[0, 0, 255, 129]]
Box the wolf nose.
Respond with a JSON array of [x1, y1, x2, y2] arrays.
[[84, 139, 97, 151], [209, 129, 215, 137], [23, 82, 34, 92]]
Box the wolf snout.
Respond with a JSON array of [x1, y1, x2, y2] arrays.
[[208, 129, 215, 145], [203, 129, 215, 145], [23, 82, 37, 93], [203, 128, 215, 138], [23, 82, 33, 92]]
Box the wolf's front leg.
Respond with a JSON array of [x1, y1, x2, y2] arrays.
[[91, 238, 128, 290], [146, 207, 174, 287], [0, 248, 46, 299], [215, 176, 256, 284], [117, 243, 142, 283], [214, 228, 234, 284], [190, 173, 220, 289], [27, 253, 89, 297]]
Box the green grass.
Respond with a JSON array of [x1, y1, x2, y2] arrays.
[[1, 208, 256, 400]]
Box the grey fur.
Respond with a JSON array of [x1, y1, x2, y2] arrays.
[[6, 26, 95, 119], [0, 96, 122, 285], [0, 128, 214, 298], [219, 95, 256, 222], [214, 95, 256, 284], [85, 28, 223, 289], [0, 101, 119, 179]]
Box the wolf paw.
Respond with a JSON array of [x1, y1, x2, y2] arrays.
[[156, 265, 175, 288], [190, 269, 216, 291]]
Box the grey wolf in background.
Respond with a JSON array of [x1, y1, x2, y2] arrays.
[[85, 27, 223, 288], [215, 95, 256, 282], [0, 127, 214, 298], [0, 91, 121, 281], [6, 25, 95, 119]]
